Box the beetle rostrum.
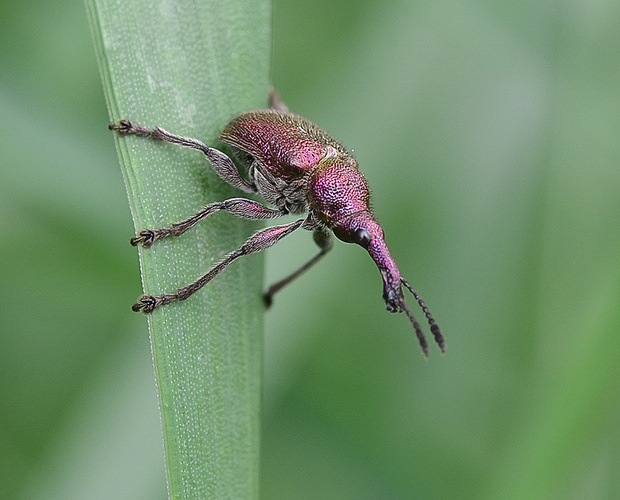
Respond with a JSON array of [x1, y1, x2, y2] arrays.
[[109, 91, 444, 356]]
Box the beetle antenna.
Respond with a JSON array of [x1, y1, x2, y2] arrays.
[[400, 300, 429, 357], [401, 278, 445, 353]]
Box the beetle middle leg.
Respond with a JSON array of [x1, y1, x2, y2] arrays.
[[263, 227, 333, 308], [133, 218, 306, 313], [130, 197, 285, 247]]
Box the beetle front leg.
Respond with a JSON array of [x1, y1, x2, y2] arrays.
[[131, 197, 285, 247], [133, 218, 305, 313], [109, 120, 257, 193], [263, 227, 333, 307]]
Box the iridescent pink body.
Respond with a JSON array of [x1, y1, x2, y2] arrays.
[[111, 96, 444, 356]]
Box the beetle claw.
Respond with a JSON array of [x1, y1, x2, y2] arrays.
[[262, 293, 273, 309], [130, 229, 158, 247], [132, 295, 157, 313]]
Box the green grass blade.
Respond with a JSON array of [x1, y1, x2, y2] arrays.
[[85, 1, 271, 498]]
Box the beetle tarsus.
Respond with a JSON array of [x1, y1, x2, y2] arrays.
[[130, 229, 159, 247], [132, 295, 158, 313], [109, 119, 152, 137], [132, 293, 178, 313]]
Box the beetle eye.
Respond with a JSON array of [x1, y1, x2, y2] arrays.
[[354, 228, 372, 248]]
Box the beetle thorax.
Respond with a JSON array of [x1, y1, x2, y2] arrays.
[[307, 157, 371, 228], [221, 110, 357, 215]]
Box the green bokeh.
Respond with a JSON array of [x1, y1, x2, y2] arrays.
[[1, 1, 619, 498]]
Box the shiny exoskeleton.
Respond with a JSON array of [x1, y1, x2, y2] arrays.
[[110, 92, 444, 356]]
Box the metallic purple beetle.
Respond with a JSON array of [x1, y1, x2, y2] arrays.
[[110, 92, 444, 355]]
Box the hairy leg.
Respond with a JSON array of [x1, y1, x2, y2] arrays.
[[109, 120, 256, 193], [130, 197, 285, 247], [263, 227, 333, 307], [133, 218, 306, 313]]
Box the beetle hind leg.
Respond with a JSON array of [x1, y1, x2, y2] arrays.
[[132, 219, 305, 313], [263, 227, 333, 308]]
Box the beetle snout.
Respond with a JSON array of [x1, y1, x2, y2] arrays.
[[383, 286, 402, 313]]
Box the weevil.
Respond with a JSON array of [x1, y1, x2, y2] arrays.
[[110, 91, 444, 356]]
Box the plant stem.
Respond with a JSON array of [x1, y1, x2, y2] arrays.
[[86, 0, 271, 497]]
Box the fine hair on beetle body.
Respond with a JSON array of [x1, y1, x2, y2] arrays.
[[109, 89, 444, 356]]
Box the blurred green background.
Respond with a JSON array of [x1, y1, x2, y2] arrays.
[[2, 0, 619, 498]]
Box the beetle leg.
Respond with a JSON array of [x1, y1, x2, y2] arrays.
[[263, 227, 333, 308], [109, 120, 257, 193], [268, 87, 289, 113], [133, 219, 305, 313], [130, 197, 285, 247]]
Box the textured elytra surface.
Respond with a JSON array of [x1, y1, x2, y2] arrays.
[[221, 110, 353, 181]]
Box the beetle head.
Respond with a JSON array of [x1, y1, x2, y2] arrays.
[[333, 211, 445, 356]]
